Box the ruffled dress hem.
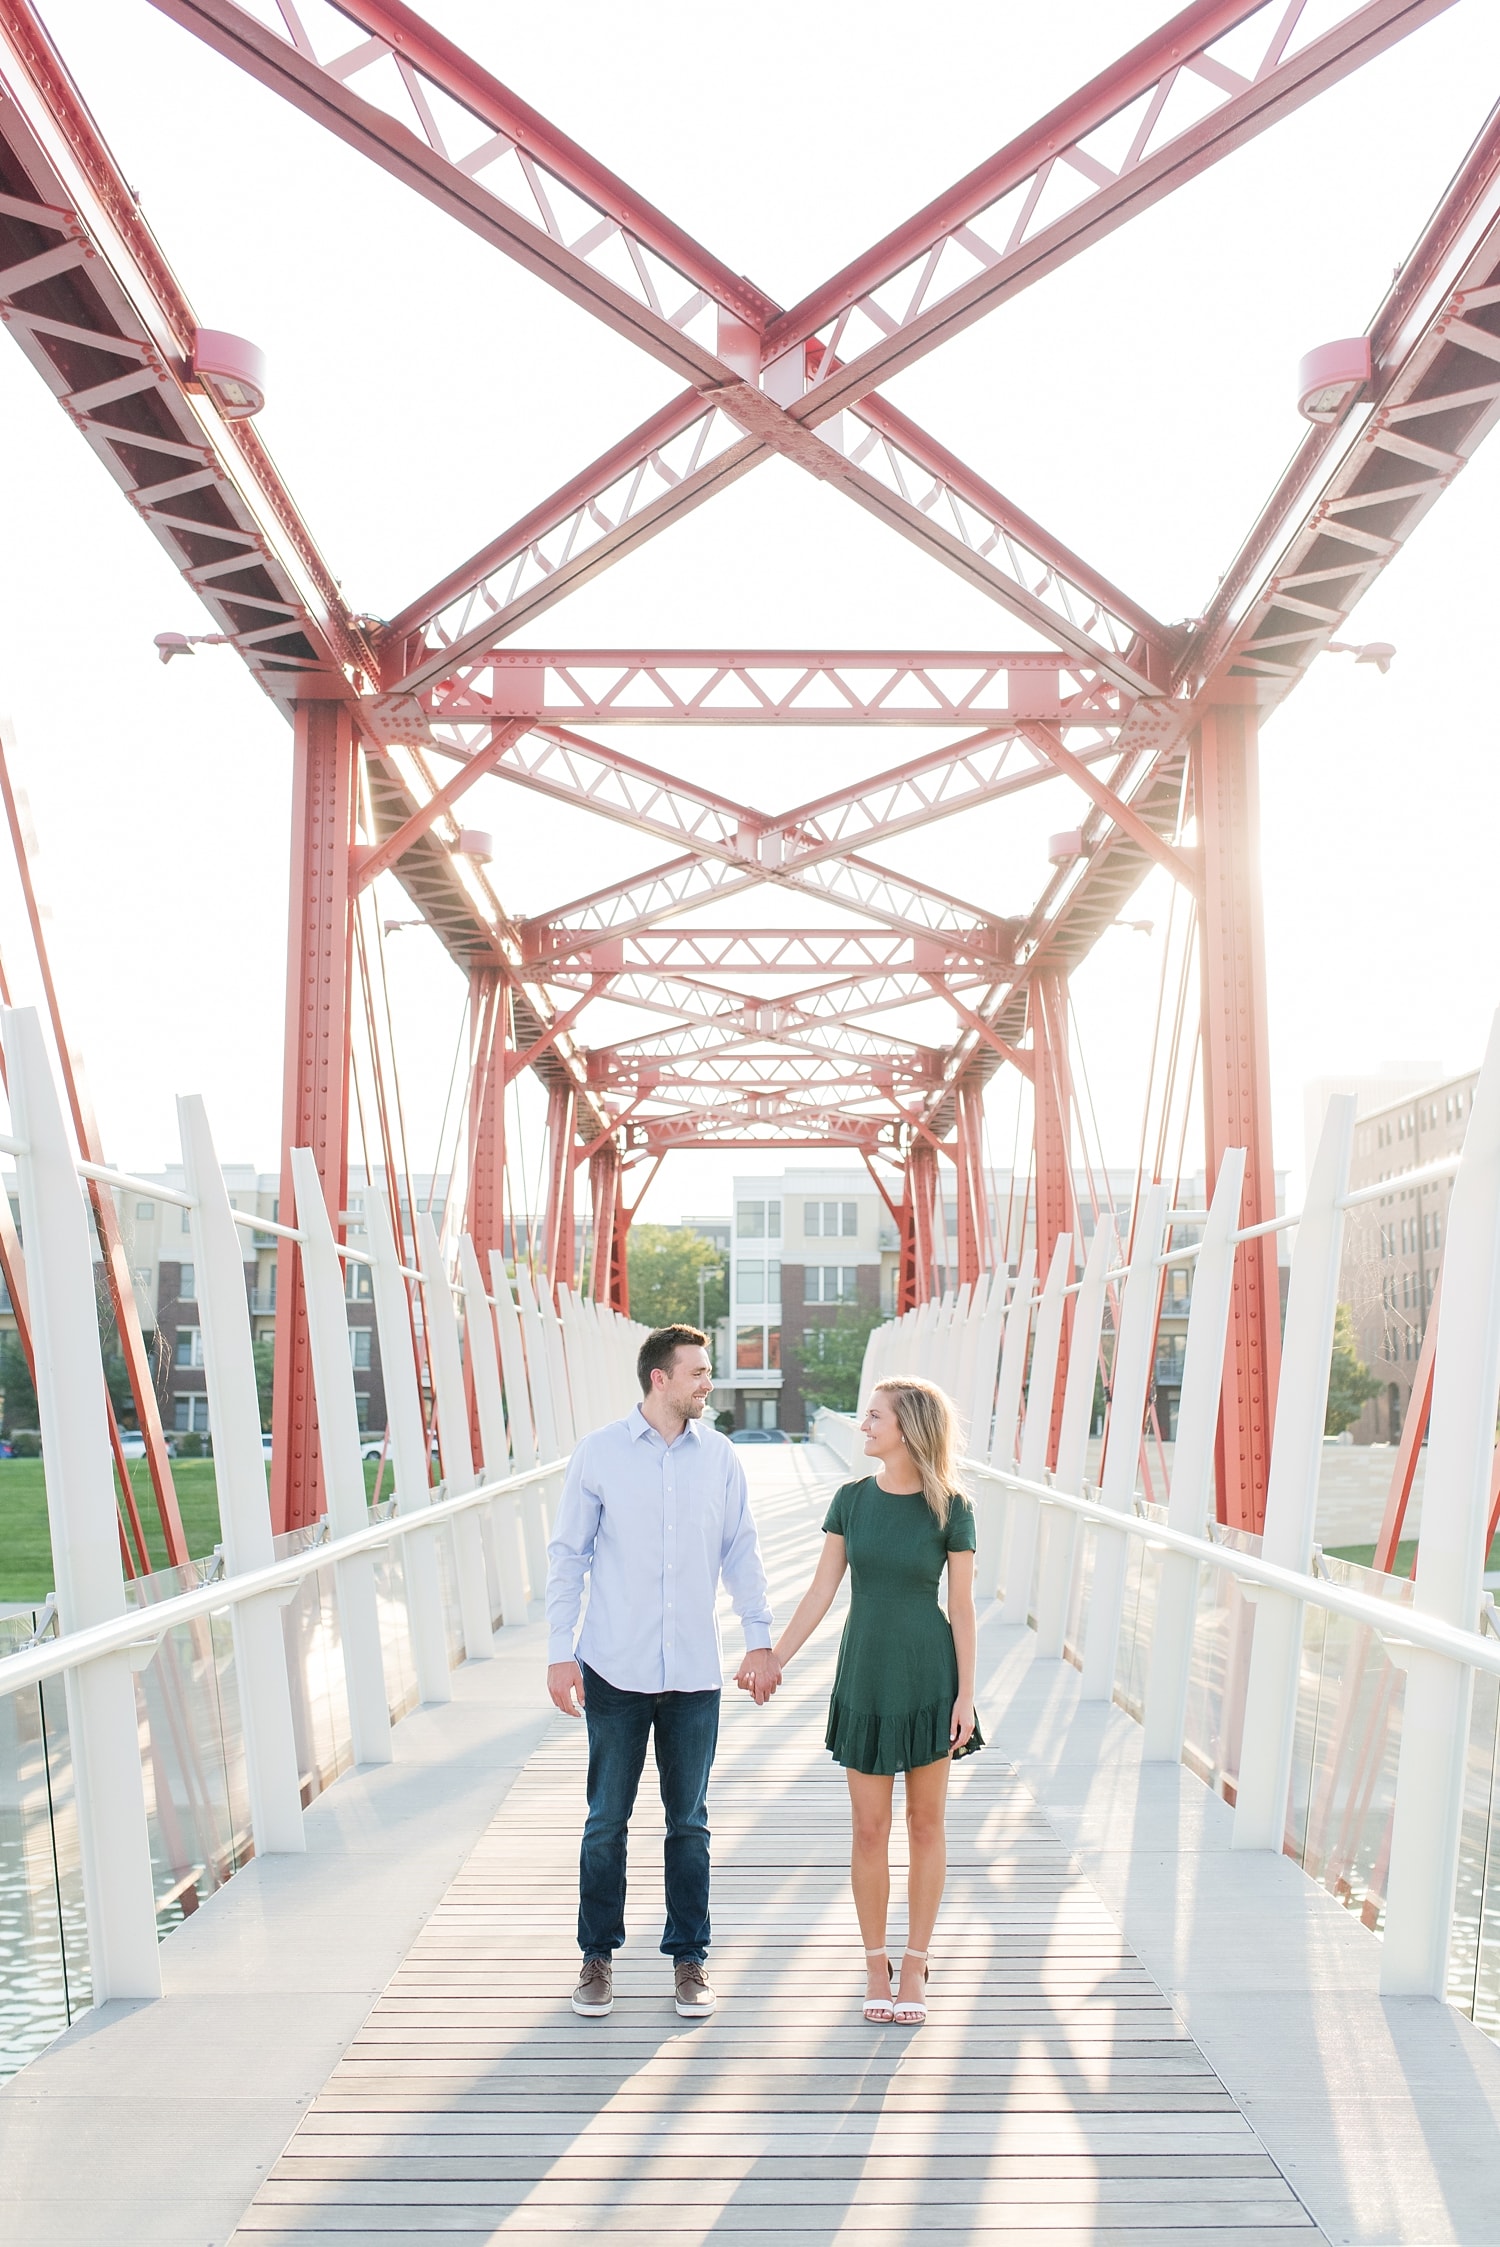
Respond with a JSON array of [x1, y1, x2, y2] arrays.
[[825, 1695, 984, 1776]]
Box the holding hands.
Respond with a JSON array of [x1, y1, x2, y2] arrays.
[[736, 1647, 783, 1705]]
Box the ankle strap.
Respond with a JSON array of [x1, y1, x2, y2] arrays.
[[864, 1945, 890, 1957], [902, 1947, 928, 1959]]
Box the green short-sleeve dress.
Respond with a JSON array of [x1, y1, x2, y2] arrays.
[[821, 1476, 985, 1775]]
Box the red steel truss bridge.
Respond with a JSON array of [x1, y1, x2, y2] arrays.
[[2, 0, 1499, 1557]]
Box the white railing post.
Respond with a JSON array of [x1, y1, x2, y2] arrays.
[[415, 1213, 494, 1662], [542, 1292, 577, 1450], [460, 1235, 530, 1627], [3, 1006, 161, 1998], [1035, 1219, 1115, 1657], [976, 1250, 1035, 1598], [178, 1094, 304, 1851], [1002, 1234, 1073, 1627], [288, 1147, 391, 1765], [364, 1192, 451, 1706], [1081, 1183, 1170, 1702], [517, 1270, 561, 1460], [965, 1271, 1007, 1465], [1233, 1103, 1353, 1843], [1381, 1011, 1500, 1996], [1142, 1150, 1246, 1762], [492, 1255, 549, 1598]]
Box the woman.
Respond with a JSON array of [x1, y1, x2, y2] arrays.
[[771, 1376, 981, 2024]]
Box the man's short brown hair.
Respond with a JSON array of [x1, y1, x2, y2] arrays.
[[637, 1324, 708, 1396]]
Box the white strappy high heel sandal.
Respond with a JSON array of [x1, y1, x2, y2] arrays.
[[862, 1946, 895, 2023], [893, 1948, 929, 2025]]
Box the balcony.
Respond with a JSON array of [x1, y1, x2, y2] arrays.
[[249, 1289, 277, 1316]]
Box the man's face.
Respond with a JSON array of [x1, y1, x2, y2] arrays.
[[656, 1344, 714, 1420]]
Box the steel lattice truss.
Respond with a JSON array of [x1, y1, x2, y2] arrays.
[[4, 0, 1500, 1157]]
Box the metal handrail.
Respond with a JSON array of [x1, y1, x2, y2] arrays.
[[965, 1458, 1500, 1679], [0, 1456, 563, 1702]]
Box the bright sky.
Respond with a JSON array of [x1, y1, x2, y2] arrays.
[[1, 0, 1498, 1222]]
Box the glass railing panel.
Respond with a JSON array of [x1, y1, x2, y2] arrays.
[[0, 1629, 88, 2080], [1113, 1518, 1160, 1720], [279, 1553, 354, 1804], [1061, 1510, 1095, 1665], [432, 1517, 467, 1669], [126, 1558, 249, 1927], [369, 1503, 419, 1725], [1182, 1528, 1259, 1799], [1286, 1554, 1411, 1931], [1447, 1666, 1500, 2022]]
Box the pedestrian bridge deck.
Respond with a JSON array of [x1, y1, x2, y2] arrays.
[[5, 1446, 1500, 2244]]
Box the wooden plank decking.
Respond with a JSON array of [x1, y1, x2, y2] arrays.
[[231, 1449, 1322, 2244]]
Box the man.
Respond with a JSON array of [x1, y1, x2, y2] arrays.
[[546, 1323, 781, 2019]]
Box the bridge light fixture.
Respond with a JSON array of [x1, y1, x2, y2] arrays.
[[1327, 639, 1396, 673], [453, 828, 493, 863], [190, 328, 267, 418], [1297, 336, 1370, 423], [154, 629, 230, 664], [1048, 828, 1086, 866]]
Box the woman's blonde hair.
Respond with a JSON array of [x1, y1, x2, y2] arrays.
[[873, 1376, 964, 1528]]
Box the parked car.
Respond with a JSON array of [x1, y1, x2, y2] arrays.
[[359, 1438, 387, 1462], [117, 1430, 148, 1459], [729, 1427, 790, 1444], [261, 1433, 273, 1463]]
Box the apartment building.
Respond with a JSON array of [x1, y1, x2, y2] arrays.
[[1340, 1069, 1475, 1442], [707, 1160, 1289, 1440]]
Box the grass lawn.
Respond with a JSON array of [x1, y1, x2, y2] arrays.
[[1325, 1535, 1500, 1580], [0, 1457, 386, 1601]]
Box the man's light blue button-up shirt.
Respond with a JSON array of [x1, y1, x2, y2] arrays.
[[545, 1405, 773, 1694]]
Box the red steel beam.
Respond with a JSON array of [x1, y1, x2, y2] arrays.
[[273, 701, 358, 1535], [146, 0, 765, 384], [1196, 698, 1279, 1534], [419, 649, 1129, 730], [776, 0, 1458, 412]]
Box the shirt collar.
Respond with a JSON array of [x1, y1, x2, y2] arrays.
[[629, 1404, 704, 1446]]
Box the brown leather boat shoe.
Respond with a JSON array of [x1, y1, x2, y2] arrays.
[[572, 1956, 613, 2016], [674, 1959, 716, 2017]]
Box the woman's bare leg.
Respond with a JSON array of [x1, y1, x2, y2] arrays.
[[846, 1770, 896, 1998], [898, 1757, 952, 2001]]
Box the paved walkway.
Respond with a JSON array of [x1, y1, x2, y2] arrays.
[[228, 1448, 1317, 2245]]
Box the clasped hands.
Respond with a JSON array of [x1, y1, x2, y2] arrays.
[[736, 1647, 782, 1706]]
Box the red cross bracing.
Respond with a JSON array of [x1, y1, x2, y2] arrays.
[[2, 0, 1500, 1534]]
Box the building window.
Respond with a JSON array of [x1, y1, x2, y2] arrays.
[[181, 1206, 193, 1233], [174, 1327, 204, 1368], [737, 1259, 764, 1304], [805, 1265, 858, 1304], [173, 1395, 210, 1433], [135, 1200, 155, 1219], [736, 1200, 781, 1239], [349, 1327, 373, 1370], [346, 1260, 373, 1302], [736, 1324, 765, 1371], [178, 1264, 195, 1302], [805, 1200, 857, 1238], [356, 1392, 372, 1431]]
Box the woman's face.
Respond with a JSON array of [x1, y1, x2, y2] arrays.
[[859, 1389, 906, 1461]]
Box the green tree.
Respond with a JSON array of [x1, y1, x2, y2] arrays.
[[797, 1308, 885, 1416], [254, 1338, 276, 1432], [625, 1225, 729, 1332], [1326, 1302, 1380, 1436]]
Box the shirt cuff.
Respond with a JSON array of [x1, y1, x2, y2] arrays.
[[742, 1626, 773, 1653], [547, 1632, 578, 1665]]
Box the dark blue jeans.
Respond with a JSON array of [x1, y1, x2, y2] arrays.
[[578, 1661, 720, 1963]]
